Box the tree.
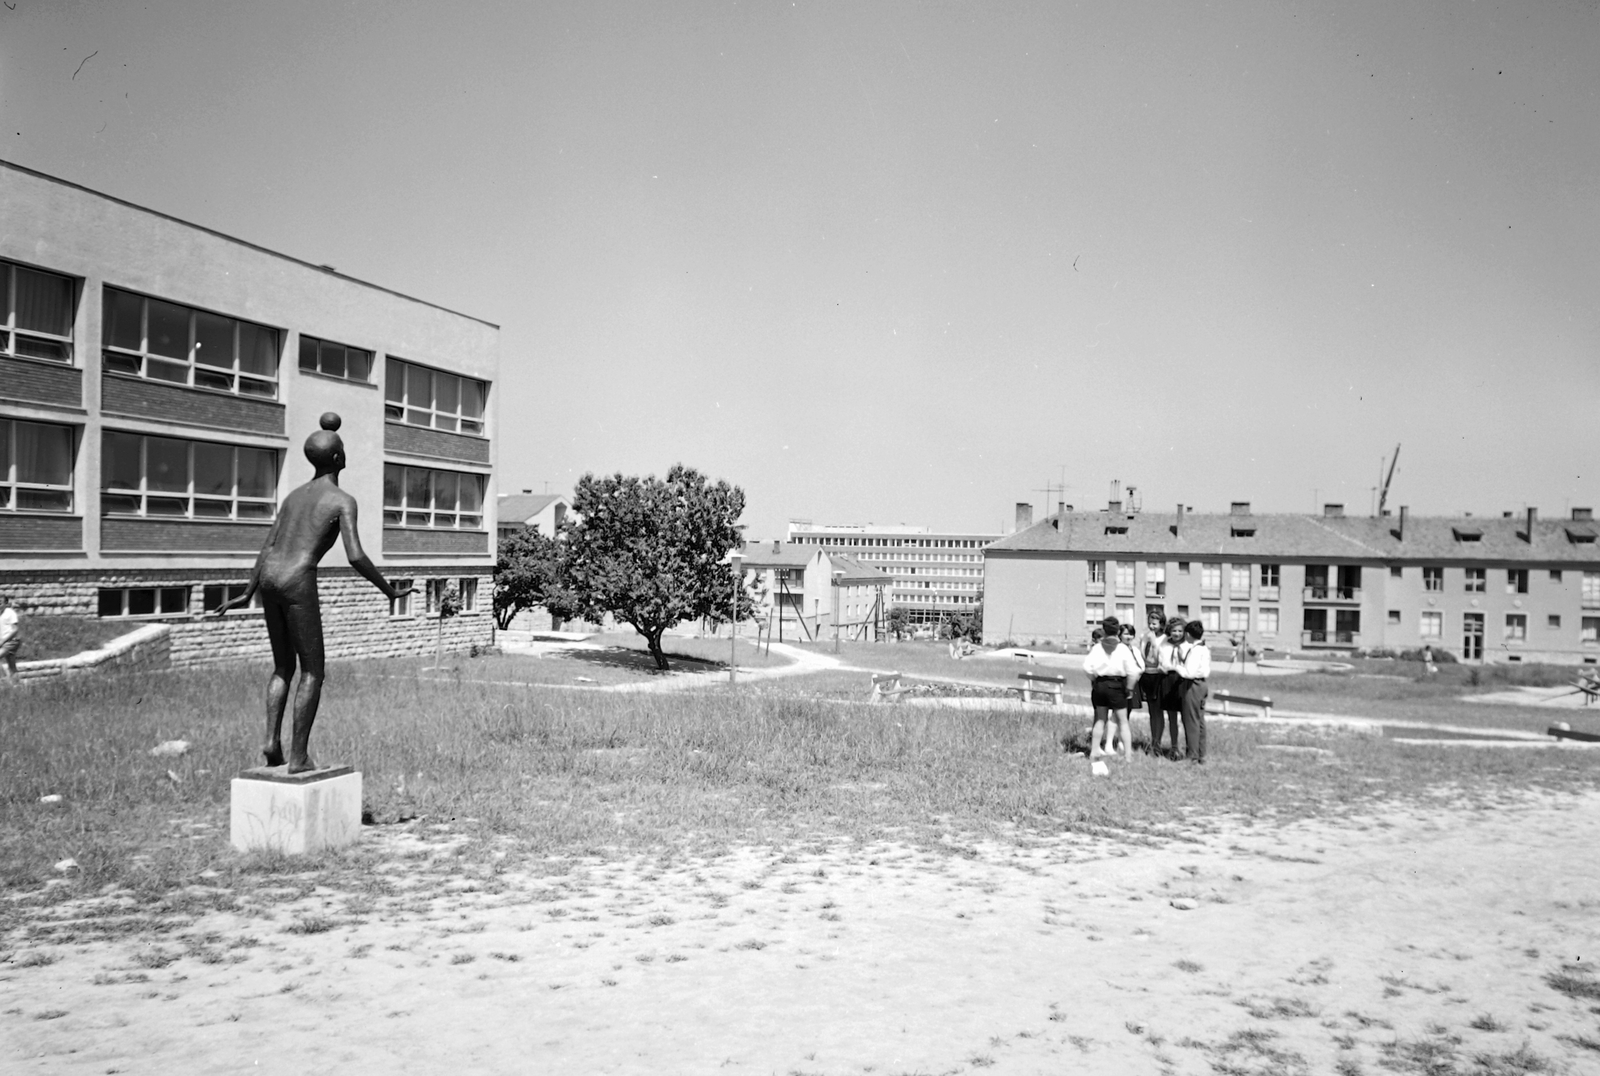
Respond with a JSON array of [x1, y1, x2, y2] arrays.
[[885, 607, 912, 641], [560, 465, 753, 670], [493, 526, 574, 630]]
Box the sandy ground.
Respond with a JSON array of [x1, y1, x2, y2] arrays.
[[6, 793, 1600, 1074], [1470, 685, 1600, 710]]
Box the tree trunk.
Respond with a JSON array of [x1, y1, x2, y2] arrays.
[[645, 629, 670, 670]]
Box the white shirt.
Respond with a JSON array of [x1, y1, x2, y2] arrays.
[[1155, 637, 1183, 673], [1177, 640, 1211, 679], [1083, 641, 1141, 679], [0, 606, 16, 645]]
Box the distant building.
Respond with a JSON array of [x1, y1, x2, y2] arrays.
[[0, 160, 498, 664], [740, 539, 893, 642], [497, 491, 568, 539], [785, 519, 999, 627], [983, 498, 1600, 664]]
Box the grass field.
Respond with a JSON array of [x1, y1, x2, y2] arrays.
[[377, 634, 789, 687], [8, 616, 135, 662], [4, 648, 1599, 923]]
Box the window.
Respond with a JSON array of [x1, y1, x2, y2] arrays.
[[1258, 608, 1279, 636], [101, 288, 279, 397], [1465, 568, 1486, 593], [1084, 602, 1104, 624], [1584, 572, 1600, 606], [426, 578, 457, 615], [1504, 614, 1527, 641], [202, 583, 257, 612], [382, 464, 486, 529], [1259, 564, 1280, 601], [1145, 562, 1166, 597], [1230, 564, 1250, 597], [1176, 604, 1190, 619], [298, 334, 373, 382], [390, 578, 414, 617], [1420, 611, 1443, 638], [0, 419, 74, 512], [1228, 607, 1249, 632], [385, 357, 486, 435], [1116, 603, 1135, 624], [1, 260, 74, 363], [1202, 606, 1221, 631], [1507, 569, 1528, 595], [1583, 617, 1600, 645], [1114, 561, 1134, 596], [1551, 570, 1563, 582], [1177, 562, 1190, 574], [101, 432, 278, 520], [1387, 609, 1402, 625], [1086, 560, 1105, 596], [1200, 563, 1221, 598], [1548, 615, 1561, 629], [1423, 567, 1443, 592], [97, 586, 189, 618]]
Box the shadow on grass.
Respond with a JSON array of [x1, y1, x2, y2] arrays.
[[558, 645, 723, 676]]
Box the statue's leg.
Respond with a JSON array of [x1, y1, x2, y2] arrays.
[[262, 592, 295, 768], [285, 584, 326, 774]]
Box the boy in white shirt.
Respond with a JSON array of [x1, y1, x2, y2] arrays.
[[0, 595, 19, 682], [1177, 620, 1211, 763], [1083, 616, 1142, 762]]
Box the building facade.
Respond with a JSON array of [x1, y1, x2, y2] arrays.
[[0, 160, 499, 665], [740, 540, 893, 643], [984, 501, 1600, 665], [785, 520, 997, 627]]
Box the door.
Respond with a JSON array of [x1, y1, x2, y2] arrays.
[[1337, 565, 1362, 600], [1303, 608, 1328, 644], [1462, 612, 1484, 661], [1305, 564, 1329, 600]]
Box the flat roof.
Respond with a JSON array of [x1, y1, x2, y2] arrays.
[[1, 158, 500, 330]]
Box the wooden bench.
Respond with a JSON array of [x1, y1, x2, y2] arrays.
[[1017, 671, 1067, 706], [870, 672, 912, 704], [1207, 689, 1273, 719]]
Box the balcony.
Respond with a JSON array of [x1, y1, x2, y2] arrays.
[[1302, 586, 1361, 603], [1302, 630, 1358, 648]]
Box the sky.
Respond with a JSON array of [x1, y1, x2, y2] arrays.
[[3, 1, 1597, 537]]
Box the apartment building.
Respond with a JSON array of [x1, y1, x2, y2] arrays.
[[785, 520, 998, 627], [0, 160, 499, 665], [983, 500, 1600, 665], [739, 540, 893, 642]]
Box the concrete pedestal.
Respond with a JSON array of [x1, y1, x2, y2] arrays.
[[230, 765, 362, 854]]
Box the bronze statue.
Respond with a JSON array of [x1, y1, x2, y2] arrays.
[[216, 413, 411, 773]]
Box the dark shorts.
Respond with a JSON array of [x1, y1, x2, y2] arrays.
[[1090, 677, 1130, 711], [1160, 671, 1185, 711]]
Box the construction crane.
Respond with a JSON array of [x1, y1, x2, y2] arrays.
[[1378, 444, 1401, 516]]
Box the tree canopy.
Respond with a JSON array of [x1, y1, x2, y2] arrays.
[[493, 526, 574, 630], [560, 464, 752, 669]]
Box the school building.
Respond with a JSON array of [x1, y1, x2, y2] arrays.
[[983, 500, 1600, 665], [785, 520, 998, 627], [0, 160, 499, 666]]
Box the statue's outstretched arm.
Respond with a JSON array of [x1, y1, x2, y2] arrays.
[[340, 497, 411, 602]]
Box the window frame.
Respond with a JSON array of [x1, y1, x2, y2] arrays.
[[382, 463, 486, 530], [1420, 611, 1443, 638], [1504, 613, 1527, 641], [101, 287, 280, 399], [100, 431, 278, 522], [1113, 561, 1135, 596], [1423, 566, 1443, 592], [1229, 564, 1250, 598], [1464, 568, 1486, 593], [1506, 569, 1528, 595], [97, 585, 191, 619], [1145, 561, 1166, 597], [1, 259, 76, 365], [0, 417, 76, 513], [384, 356, 487, 436], [1200, 563, 1222, 599], [390, 578, 415, 617], [298, 333, 374, 384], [1084, 601, 1105, 625], [1257, 607, 1279, 637]]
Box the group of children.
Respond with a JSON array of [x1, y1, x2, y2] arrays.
[[1082, 610, 1211, 765]]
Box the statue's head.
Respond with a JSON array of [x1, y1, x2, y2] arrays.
[[304, 412, 346, 473]]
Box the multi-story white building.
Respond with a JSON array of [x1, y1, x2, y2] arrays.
[[785, 519, 999, 627], [0, 160, 499, 665]]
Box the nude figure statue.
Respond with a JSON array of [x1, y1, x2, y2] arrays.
[[215, 413, 411, 773]]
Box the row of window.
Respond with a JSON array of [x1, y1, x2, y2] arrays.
[[3, 259, 488, 437], [1083, 560, 1600, 603], [98, 578, 481, 619], [2, 421, 487, 531], [797, 536, 988, 549]]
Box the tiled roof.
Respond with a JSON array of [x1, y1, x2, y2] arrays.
[[497, 493, 564, 522], [827, 554, 895, 585], [741, 542, 813, 569], [985, 510, 1600, 564]]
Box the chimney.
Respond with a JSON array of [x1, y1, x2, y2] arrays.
[[1230, 501, 1250, 516], [1502, 511, 1513, 519], [1575, 508, 1594, 521], [1524, 507, 1537, 543], [772, 540, 780, 553], [1014, 503, 1033, 531], [1173, 503, 1184, 537], [1324, 503, 1344, 518], [1057, 500, 1065, 517], [1397, 505, 1408, 541]]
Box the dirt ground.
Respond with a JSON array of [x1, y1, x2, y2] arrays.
[[5, 792, 1600, 1075]]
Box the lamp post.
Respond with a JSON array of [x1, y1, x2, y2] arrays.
[[729, 551, 744, 684], [832, 569, 844, 654]]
